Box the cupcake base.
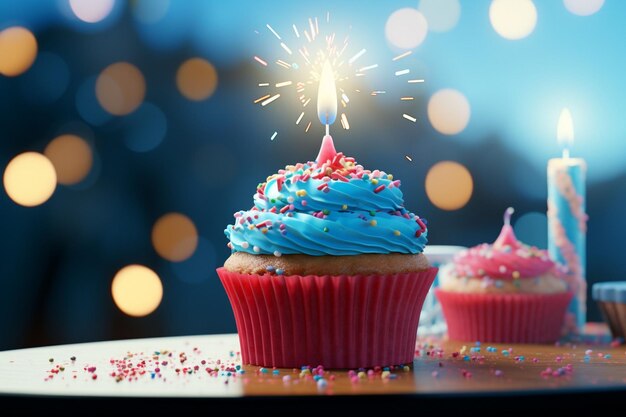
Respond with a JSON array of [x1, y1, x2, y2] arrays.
[[217, 267, 438, 369], [436, 289, 574, 343]]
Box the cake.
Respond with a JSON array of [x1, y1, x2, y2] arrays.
[[217, 136, 438, 368], [436, 207, 574, 343]]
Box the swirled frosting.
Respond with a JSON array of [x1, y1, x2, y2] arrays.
[[225, 148, 428, 256], [453, 212, 557, 280]]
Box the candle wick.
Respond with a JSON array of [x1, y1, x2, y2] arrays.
[[562, 147, 570, 160], [325, 124, 329, 136], [504, 207, 514, 226]]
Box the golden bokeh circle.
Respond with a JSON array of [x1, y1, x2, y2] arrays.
[[176, 58, 218, 101], [96, 62, 146, 115], [489, 0, 537, 41], [151, 213, 199, 262], [0, 27, 38, 77], [44, 135, 93, 185], [111, 265, 163, 317], [3, 152, 56, 207], [427, 89, 471, 135], [425, 161, 473, 211]]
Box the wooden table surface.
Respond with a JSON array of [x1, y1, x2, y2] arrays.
[[1, 334, 624, 414]]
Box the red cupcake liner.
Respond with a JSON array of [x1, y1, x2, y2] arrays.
[[436, 289, 574, 343], [217, 267, 438, 369]]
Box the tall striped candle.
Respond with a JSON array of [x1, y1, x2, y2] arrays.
[[547, 108, 588, 334]]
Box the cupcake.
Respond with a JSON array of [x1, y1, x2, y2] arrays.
[[217, 136, 437, 368], [436, 208, 574, 343]]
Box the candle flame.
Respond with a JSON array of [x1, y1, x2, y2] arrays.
[[557, 108, 574, 155], [317, 60, 337, 126]]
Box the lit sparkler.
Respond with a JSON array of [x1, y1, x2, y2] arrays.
[[253, 13, 426, 139]]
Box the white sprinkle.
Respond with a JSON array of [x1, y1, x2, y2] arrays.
[[274, 251, 282, 257], [287, 196, 295, 203], [270, 131, 278, 141], [408, 79, 425, 84], [395, 69, 410, 76], [241, 242, 250, 249], [253, 246, 261, 253]]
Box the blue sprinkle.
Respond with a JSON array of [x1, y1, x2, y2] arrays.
[[584, 355, 590, 363], [313, 375, 322, 381], [238, 370, 245, 374], [475, 341, 481, 346], [463, 355, 470, 361], [495, 280, 504, 288], [502, 350, 510, 356], [260, 367, 269, 374], [383, 367, 390, 371], [276, 268, 285, 275], [518, 356, 525, 362], [389, 374, 398, 379], [151, 373, 155, 379], [470, 347, 480, 353], [227, 372, 232, 376], [605, 354, 612, 359], [266, 266, 275, 272], [235, 365, 241, 370]]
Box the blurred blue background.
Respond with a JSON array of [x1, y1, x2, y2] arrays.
[[1, 0, 624, 349]]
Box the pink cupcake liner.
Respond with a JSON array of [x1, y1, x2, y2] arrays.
[[436, 289, 574, 343], [217, 267, 438, 369]]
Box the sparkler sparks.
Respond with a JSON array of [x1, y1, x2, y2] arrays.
[[253, 14, 426, 139]]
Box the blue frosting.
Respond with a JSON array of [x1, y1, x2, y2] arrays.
[[225, 154, 428, 256]]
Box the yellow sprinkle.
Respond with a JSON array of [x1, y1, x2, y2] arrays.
[[371, 179, 379, 185], [370, 220, 377, 226], [460, 345, 467, 354], [394, 230, 401, 236], [512, 271, 520, 279], [296, 190, 307, 197], [342, 204, 348, 210], [387, 174, 393, 180], [248, 225, 255, 230], [381, 371, 391, 379], [403, 366, 410, 372], [261, 228, 268, 234], [357, 371, 367, 379]]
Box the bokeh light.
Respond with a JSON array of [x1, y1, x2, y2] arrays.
[[151, 213, 198, 262], [427, 89, 471, 135], [514, 211, 548, 248], [489, 0, 537, 40], [111, 265, 163, 317], [96, 62, 146, 116], [133, 0, 170, 24], [44, 134, 93, 185], [385, 8, 428, 49], [418, 0, 461, 33], [3, 152, 57, 207], [176, 58, 218, 101], [564, 0, 604, 16], [0, 26, 38, 77], [69, 0, 115, 23], [123, 103, 168, 152], [425, 161, 473, 211]]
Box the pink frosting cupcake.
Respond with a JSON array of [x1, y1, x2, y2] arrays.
[[436, 208, 574, 343]]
